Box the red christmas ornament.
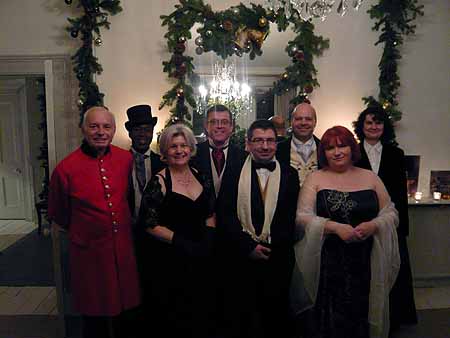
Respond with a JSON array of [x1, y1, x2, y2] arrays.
[[304, 84, 313, 94], [295, 51, 305, 61], [174, 42, 186, 54]]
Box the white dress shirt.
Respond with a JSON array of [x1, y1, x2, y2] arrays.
[[364, 140, 383, 175]]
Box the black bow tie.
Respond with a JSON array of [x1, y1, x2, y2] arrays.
[[253, 161, 276, 172]]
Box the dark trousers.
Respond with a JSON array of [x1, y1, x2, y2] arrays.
[[82, 307, 142, 338]]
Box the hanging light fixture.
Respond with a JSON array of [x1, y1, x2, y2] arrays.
[[196, 60, 253, 120], [264, 0, 364, 21]]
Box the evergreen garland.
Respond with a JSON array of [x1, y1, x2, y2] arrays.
[[37, 79, 49, 206], [160, 0, 329, 124], [64, 0, 122, 123], [364, 0, 424, 121]]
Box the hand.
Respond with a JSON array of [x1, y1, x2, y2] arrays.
[[354, 221, 377, 241], [249, 244, 271, 261], [335, 224, 358, 243]]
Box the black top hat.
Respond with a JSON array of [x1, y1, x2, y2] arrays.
[[125, 104, 157, 131]]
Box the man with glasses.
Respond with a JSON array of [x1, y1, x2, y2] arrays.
[[276, 102, 321, 186], [216, 119, 299, 338], [192, 104, 245, 200]]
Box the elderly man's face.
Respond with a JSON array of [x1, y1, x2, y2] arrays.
[[82, 107, 116, 153], [291, 104, 317, 142]]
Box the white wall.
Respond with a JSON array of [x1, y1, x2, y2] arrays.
[[1, 0, 448, 195]]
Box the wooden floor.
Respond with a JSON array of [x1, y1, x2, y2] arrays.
[[0, 287, 58, 315], [0, 219, 37, 251]]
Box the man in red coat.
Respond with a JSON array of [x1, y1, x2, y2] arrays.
[[48, 106, 141, 338]]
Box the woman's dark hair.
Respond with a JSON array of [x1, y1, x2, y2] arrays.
[[318, 126, 361, 168], [353, 104, 397, 146]]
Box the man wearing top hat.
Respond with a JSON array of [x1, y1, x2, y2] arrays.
[[125, 104, 164, 221]]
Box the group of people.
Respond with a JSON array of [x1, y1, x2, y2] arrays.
[[48, 102, 417, 338]]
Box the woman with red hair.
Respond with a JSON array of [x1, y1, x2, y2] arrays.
[[291, 126, 400, 338]]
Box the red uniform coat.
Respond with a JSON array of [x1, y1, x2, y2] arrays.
[[48, 145, 141, 316]]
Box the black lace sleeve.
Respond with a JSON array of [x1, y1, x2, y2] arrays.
[[196, 170, 215, 217], [137, 175, 165, 230]]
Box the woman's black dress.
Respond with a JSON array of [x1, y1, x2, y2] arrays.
[[305, 189, 379, 338], [137, 168, 215, 338]]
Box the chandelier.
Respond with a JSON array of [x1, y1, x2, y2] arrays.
[[196, 60, 253, 120], [264, 0, 364, 21]]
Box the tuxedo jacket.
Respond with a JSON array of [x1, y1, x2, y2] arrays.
[[191, 140, 246, 204], [356, 143, 409, 236], [129, 150, 165, 219], [216, 160, 300, 258], [276, 135, 322, 168]]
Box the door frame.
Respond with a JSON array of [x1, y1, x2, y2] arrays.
[[0, 78, 33, 219], [0, 54, 78, 337]]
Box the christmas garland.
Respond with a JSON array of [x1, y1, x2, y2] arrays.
[[64, 0, 122, 123], [37, 79, 49, 206], [160, 0, 329, 124], [364, 0, 424, 121]]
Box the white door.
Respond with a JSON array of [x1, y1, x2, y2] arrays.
[[0, 80, 27, 219]]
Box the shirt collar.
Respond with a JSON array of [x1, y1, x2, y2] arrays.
[[81, 140, 111, 158], [208, 138, 229, 150], [364, 140, 382, 153], [292, 135, 314, 146], [131, 147, 151, 157]]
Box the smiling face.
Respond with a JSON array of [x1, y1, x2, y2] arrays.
[[129, 124, 154, 153], [246, 128, 277, 163], [205, 110, 233, 147], [82, 107, 116, 154], [166, 135, 192, 167], [363, 114, 384, 144], [324, 138, 353, 172], [291, 103, 317, 142]]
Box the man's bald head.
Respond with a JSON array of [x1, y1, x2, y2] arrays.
[[291, 103, 317, 142]]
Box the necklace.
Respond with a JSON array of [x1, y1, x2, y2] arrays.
[[175, 172, 193, 187]]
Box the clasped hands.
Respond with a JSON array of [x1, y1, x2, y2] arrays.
[[336, 221, 378, 243]]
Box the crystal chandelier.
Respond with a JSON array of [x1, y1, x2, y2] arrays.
[[264, 0, 364, 21], [196, 60, 253, 120]]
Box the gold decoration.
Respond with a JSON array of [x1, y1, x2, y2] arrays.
[[382, 101, 391, 109], [258, 17, 268, 27], [235, 27, 268, 49], [282, 72, 288, 79]]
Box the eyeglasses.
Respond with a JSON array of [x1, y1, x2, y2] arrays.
[[250, 138, 277, 146], [207, 119, 231, 127]]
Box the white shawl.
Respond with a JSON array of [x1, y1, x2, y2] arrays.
[[237, 155, 280, 244]]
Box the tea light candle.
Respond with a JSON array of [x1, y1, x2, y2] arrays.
[[414, 191, 423, 201], [433, 191, 442, 200]]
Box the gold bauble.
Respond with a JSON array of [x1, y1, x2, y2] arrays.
[[258, 17, 268, 27]]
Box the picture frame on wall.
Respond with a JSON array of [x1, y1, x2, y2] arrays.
[[430, 171, 450, 200]]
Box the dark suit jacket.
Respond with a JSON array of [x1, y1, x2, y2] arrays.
[[356, 143, 409, 236], [129, 150, 165, 218], [216, 160, 300, 258], [191, 140, 246, 203], [276, 135, 321, 170]]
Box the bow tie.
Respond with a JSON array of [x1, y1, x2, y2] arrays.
[[253, 161, 276, 172]]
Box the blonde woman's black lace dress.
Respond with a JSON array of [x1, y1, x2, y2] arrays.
[[137, 168, 215, 338]]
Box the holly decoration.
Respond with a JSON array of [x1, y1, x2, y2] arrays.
[[363, 0, 424, 121], [160, 0, 329, 123], [65, 0, 122, 124]]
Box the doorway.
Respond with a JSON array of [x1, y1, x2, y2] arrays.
[[0, 55, 79, 337]]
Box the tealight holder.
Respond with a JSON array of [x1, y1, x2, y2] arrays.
[[433, 191, 442, 200], [414, 191, 423, 202]]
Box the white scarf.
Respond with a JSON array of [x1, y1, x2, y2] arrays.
[[237, 155, 281, 244]]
